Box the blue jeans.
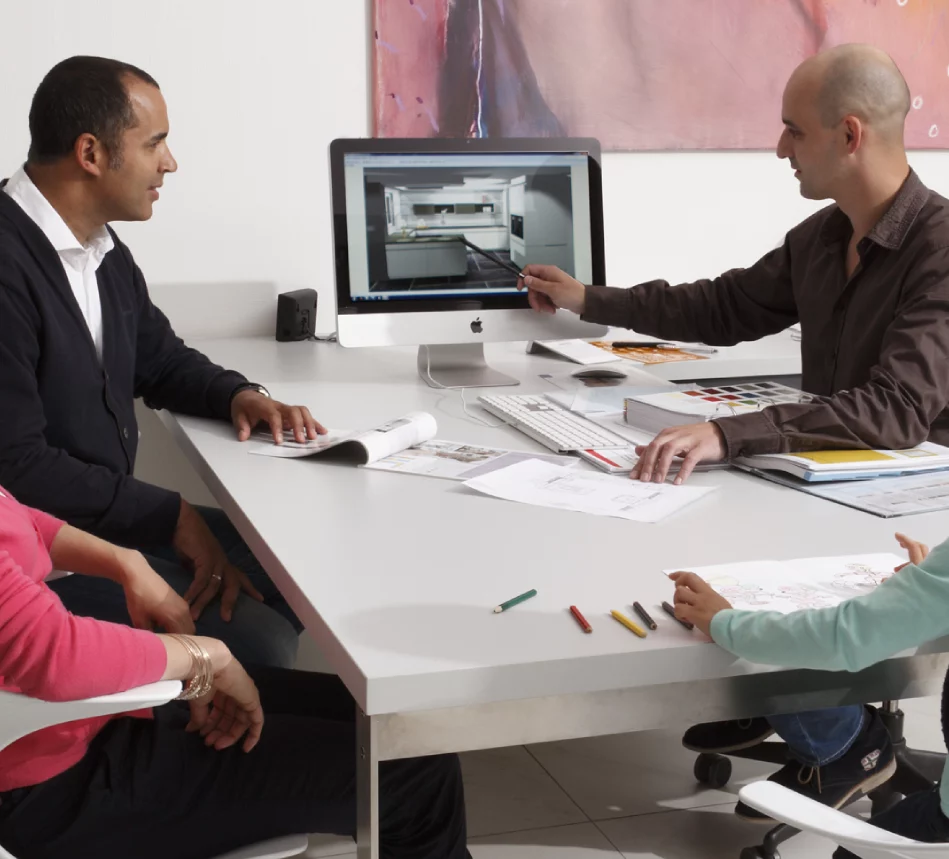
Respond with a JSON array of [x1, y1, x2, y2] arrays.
[[49, 506, 302, 669], [768, 705, 866, 767]]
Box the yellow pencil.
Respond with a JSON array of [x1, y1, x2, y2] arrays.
[[611, 609, 647, 638]]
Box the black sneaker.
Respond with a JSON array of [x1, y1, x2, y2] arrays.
[[682, 717, 775, 753], [832, 786, 949, 858], [736, 706, 896, 823]]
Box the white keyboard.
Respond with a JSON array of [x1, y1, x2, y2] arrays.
[[479, 394, 632, 452]]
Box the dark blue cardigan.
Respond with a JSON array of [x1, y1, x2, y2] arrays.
[[0, 187, 247, 547]]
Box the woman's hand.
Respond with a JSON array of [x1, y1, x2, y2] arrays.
[[120, 550, 195, 634], [186, 657, 264, 753]]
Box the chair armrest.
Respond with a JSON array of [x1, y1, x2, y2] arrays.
[[0, 681, 183, 749], [82, 680, 183, 711], [738, 782, 917, 846]]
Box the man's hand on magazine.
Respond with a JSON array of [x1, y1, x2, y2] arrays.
[[231, 389, 326, 444]]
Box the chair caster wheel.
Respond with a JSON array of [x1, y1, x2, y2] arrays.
[[694, 752, 732, 788], [739, 847, 779, 859]]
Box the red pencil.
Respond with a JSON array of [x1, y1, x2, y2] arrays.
[[569, 605, 593, 633]]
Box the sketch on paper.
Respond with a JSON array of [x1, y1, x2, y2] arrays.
[[665, 553, 905, 614], [373, 0, 949, 151]]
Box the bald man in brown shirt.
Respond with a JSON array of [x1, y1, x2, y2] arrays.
[[523, 44, 949, 829], [522, 44, 949, 487]]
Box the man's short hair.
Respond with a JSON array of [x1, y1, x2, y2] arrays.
[[28, 56, 159, 168]]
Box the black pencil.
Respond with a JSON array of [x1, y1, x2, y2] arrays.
[[661, 600, 694, 631], [632, 601, 658, 630]]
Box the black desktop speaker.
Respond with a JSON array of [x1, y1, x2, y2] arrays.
[[275, 289, 318, 341]]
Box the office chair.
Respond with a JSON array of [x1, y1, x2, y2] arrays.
[[0, 682, 309, 859], [691, 700, 947, 859], [738, 779, 949, 858]]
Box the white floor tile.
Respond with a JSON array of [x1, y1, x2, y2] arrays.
[[470, 822, 621, 857], [461, 746, 588, 837], [597, 803, 841, 859], [527, 730, 779, 821], [304, 833, 355, 857]]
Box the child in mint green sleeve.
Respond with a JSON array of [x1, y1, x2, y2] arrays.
[[671, 534, 949, 858]]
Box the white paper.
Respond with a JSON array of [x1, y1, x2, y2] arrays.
[[664, 553, 905, 613], [364, 440, 575, 481], [464, 459, 715, 523]]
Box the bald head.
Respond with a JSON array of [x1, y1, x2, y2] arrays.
[[799, 44, 910, 144]]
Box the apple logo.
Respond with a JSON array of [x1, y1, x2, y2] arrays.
[[470, 317, 483, 334]]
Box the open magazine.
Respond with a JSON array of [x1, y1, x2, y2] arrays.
[[247, 412, 576, 481], [247, 412, 438, 463]]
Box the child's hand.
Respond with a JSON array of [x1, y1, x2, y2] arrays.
[[894, 533, 930, 571], [668, 571, 733, 636]]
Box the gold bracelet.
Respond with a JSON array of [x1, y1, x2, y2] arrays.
[[169, 634, 214, 701]]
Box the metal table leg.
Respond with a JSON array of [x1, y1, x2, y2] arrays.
[[357, 708, 380, 859]]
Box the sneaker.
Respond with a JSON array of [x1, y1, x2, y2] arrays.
[[682, 717, 775, 754], [735, 706, 896, 823], [832, 786, 949, 858]]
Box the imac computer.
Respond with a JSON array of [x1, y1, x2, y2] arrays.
[[329, 137, 609, 387]]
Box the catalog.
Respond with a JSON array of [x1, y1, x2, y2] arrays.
[[736, 441, 949, 483], [247, 412, 437, 463]]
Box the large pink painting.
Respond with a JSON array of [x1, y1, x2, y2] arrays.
[[373, 0, 949, 150]]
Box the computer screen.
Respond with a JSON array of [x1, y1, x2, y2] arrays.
[[330, 138, 604, 316]]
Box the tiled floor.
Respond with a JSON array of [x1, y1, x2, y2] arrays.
[[300, 694, 946, 858]]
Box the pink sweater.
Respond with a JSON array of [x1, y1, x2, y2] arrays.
[[0, 487, 167, 791]]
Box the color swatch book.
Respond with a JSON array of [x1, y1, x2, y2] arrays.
[[623, 382, 810, 435], [736, 441, 949, 483], [662, 553, 905, 614]]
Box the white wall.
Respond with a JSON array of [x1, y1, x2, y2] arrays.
[[2, 0, 947, 336]]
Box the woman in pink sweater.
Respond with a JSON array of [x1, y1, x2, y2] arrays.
[[0, 485, 470, 859]]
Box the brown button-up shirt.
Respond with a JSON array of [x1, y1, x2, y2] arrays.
[[582, 170, 949, 458]]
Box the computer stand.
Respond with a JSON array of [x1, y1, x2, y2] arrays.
[[417, 344, 520, 389], [691, 701, 946, 859]]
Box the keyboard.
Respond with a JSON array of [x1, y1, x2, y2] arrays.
[[478, 394, 632, 452]]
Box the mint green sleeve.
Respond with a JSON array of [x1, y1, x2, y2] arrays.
[[709, 539, 949, 673]]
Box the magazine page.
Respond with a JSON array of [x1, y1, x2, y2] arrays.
[[246, 412, 436, 462], [353, 412, 438, 464], [364, 440, 575, 481], [246, 428, 360, 459]]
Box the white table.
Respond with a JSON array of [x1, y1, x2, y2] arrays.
[[159, 336, 948, 858]]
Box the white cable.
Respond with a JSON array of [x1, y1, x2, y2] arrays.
[[421, 345, 504, 428]]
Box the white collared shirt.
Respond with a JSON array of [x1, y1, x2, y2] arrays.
[[3, 165, 114, 361]]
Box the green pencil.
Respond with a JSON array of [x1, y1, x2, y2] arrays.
[[493, 588, 538, 613]]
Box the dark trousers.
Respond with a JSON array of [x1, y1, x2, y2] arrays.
[[0, 668, 470, 859], [48, 506, 303, 669]]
